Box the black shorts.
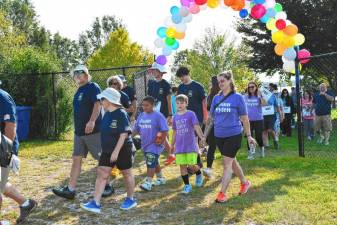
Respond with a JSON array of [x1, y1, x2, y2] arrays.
[[99, 143, 133, 170], [263, 115, 276, 131], [216, 134, 242, 158]]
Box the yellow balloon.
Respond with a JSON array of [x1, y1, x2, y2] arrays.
[[272, 30, 285, 44], [294, 33, 305, 46], [282, 35, 296, 48], [166, 27, 176, 38], [266, 18, 276, 31], [207, 0, 219, 8]]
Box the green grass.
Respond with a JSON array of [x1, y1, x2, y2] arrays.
[[1, 130, 337, 225]]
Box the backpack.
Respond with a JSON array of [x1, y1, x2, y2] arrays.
[[0, 133, 13, 168]]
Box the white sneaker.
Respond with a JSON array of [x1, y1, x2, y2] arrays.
[[247, 153, 254, 160], [152, 177, 166, 186], [261, 147, 265, 158], [202, 168, 213, 179], [324, 141, 329, 146], [317, 137, 324, 144], [140, 181, 152, 191], [0, 221, 10, 225]]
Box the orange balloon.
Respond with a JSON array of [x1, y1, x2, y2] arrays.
[[283, 24, 298, 36], [231, 0, 245, 11], [224, 0, 235, 6], [282, 35, 296, 47], [175, 32, 185, 40], [274, 44, 287, 56]]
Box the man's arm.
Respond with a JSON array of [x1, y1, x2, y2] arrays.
[[202, 98, 208, 123], [4, 121, 16, 141], [85, 101, 101, 134], [324, 93, 334, 102]]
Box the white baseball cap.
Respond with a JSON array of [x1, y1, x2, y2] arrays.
[[97, 88, 122, 106], [72, 65, 89, 77], [148, 62, 167, 74]]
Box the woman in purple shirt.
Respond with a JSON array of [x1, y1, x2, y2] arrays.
[[244, 81, 267, 159], [205, 71, 255, 203]]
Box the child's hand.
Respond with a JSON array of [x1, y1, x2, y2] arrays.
[[200, 137, 206, 148], [155, 132, 163, 145]]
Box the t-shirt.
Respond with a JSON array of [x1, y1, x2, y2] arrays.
[[122, 86, 137, 102], [244, 95, 263, 121], [120, 91, 131, 109], [0, 89, 19, 154], [313, 91, 335, 116], [301, 98, 315, 120], [210, 93, 247, 138], [178, 81, 206, 123], [263, 94, 279, 116], [73, 82, 102, 136], [100, 108, 132, 153], [172, 110, 199, 154], [147, 79, 171, 117], [134, 111, 169, 155]]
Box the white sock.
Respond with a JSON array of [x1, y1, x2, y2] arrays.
[[68, 186, 75, 192], [21, 200, 30, 207], [146, 177, 153, 183], [156, 171, 163, 178]]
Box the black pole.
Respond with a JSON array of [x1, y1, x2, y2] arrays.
[[52, 73, 57, 139], [295, 46, 305, 157]]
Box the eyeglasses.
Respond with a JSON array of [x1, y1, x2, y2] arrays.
[[108, 81, 119, 86], [248, 86, 255, 89], [73, 70, 85, 76], [99, 97, 106, 102]]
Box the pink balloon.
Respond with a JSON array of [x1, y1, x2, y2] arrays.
[[251, 4, 266, 19], [189, 3, 200, 14], [298, 49, 311, 64]]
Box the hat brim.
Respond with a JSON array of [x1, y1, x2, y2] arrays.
[[97, 93, 122, 106], [147, 67, 167, 74]]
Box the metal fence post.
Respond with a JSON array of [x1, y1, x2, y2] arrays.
[[52, 73, 57, 138]]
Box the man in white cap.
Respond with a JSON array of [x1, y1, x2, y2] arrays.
[[52, 65, 114, 199], [147, 63, 175, 165]]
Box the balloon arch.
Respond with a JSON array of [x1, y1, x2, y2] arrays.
[[153, 0, 311, 73]]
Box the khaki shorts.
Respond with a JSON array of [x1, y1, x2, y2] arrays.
[[314, 115, 332, 132], [73, 132, 101, 160]]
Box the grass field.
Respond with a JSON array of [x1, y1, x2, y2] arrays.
[[1, 130, 337, 225]]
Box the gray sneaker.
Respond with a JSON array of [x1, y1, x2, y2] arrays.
[[16, 199, 38, 224]]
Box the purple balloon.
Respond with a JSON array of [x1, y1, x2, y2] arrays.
[[156, 55, 167, 65], [181, 0, 190, 7]]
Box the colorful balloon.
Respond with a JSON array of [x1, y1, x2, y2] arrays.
[[179, 7, 190, 17], [165, 37, 176, 46], [166, 27, 176, 38], [276, 19, 286, 30], [298, 49, 311, 64], [156, 55, 167, 65], [294, 33, 305, 46], [180, 0, 191, 7], [282, 35, 295, 48], [274, 3, 283, 12], [163, 47, 172, 56], [189, 4, 200, 14], [157, 27, 167, 38], [266, 18, 276, 30], [170, 6, 180, 15], [231, 0, 245, 11], [175, 32, 186, 40], [172, 14, 183, 24], [207, 0, 219, 8], [265, 0, 276, 8], [171, 41, 180, 50], [272, 30, 285, 44], [253, 0, 265, 4], [274, 44, 287, 56], [239, 9, 249, 18], [195, 0, 207, 5], [154, 38, 164, 48], [283, 24, 298, 36], [283, 48, 297, 60], [251, 4, 266, 19], [260, 15, 270, 23], [266, 8, 276, 18]]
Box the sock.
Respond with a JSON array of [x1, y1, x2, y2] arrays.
[[195, 170, 202, 176], [21, 200, 30, 207], [67, 186, 75, 192], [181, 175, 189, 185], [274, 137, 279, 142], [95, 200, 101, 206], [146, 177, 153, 183], [156, 171, 163, 178]]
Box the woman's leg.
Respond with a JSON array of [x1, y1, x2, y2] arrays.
[[121, 169, 135, 199], [220, 156, 234, 193], [206, 128, 216, 168], [255, 120, 264, 147], [232, 159, 247, 184], [93, 166, 111, 204]]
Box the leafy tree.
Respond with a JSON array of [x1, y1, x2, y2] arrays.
[[172, 27, 257, 92]]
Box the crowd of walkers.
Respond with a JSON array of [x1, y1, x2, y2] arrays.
[[0, 63, 335, 221]]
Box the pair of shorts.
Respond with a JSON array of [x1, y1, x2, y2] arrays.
[[314, 115, 332, 132], [98, 143, 133, 170], [144, 152, 160, 169], [263, 115, 276, 131], [73, 133, 101, 160], [216, 134, 242, 158], [176, 152, 198, 165]]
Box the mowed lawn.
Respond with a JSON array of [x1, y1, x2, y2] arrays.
[[1, 132, 337, 225]]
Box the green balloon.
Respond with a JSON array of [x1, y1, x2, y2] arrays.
[[165, 37, 176, 46], [275, 3, 283, 12]]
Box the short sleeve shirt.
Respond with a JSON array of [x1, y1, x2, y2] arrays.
[[73, 82, 102, 136], [313, 91, 335, 116], [178, 81, 206, 123], [147, 79, 171, 117]]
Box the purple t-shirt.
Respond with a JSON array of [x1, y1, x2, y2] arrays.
[[210, 93, 247, 138], [172, 110, 199, 154], [244, 95, 263, 121], [134, 111, 169, 155]]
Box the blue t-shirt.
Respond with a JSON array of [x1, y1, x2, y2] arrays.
[[147, 79, 171, 117], [100, 108, 132, 154], [0, 89, 19, 154], [73, 82, 102, 136], [210, 93, 247, 138], [120, 91, 131, 109], [178, 81, 206, 123], [313, 91, 335, 116]]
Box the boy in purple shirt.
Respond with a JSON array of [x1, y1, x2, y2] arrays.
[[133, 96, 169, 191], [172, 95, 205, 194]]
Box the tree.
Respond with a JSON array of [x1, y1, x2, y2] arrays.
[[172, 27, 257, 92], [236, 0, 337, 91]]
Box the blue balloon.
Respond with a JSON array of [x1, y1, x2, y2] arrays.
[[170, 6, 180, 15], [171, 41, 180, 50], [284, 48, 297, 60], [260, 15, 269, 23], [239, 9, 249, 18], [266, 8, 276, 18], [172, 14, 183, 24], [163, 47, 172, 56], [253, 0, 265, 4], [157, 27, 167, 38]]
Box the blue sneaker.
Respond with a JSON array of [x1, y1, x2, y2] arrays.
[[80, 200, 101, 214], [120, 197, 137, 210], [182, 184, 192, 194], [196, 174, 203, 187]]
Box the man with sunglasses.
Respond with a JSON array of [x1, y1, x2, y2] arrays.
[[52, 65, 115, 199]]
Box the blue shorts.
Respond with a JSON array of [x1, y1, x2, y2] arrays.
[[144, 152, 160, 169]]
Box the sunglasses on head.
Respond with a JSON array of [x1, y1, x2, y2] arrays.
[[73, 70, 85, 76]]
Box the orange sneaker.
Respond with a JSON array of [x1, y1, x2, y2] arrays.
[[239, 180, 251, 195], [215, 192, 228, 203], [164, 155, 176, 165]]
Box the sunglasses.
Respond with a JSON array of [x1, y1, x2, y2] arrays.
[[248, 86, 256, 89], [99, 97, 106, 102], [73, 70, 85, 76]]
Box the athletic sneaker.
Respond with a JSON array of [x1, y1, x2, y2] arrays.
[[182, 184, 192, 194], [202, 168, 213, 179], [152, 177, 166, 186], [317, 137, 324, 144], [80, 200, 101, 214], [120, 197, 137, 210], [195, 174, 203, 187], [239, 180, 252, 195], [102, 184, 115, 198], [164, 154, 176, 165], [52, 186, 75, 200], [324, 141, 329, 146], [16, 199, 38, 224], [215, 192, 228, 203], [261, 147, 265, 158], [140, 181, 152, 191]]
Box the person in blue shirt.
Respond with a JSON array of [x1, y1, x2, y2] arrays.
[[53, 65, 114, 199], [119, 75, 138, 122], [0, 87, 37, 223], [107, 76, 131, 111], [81, 88, 137, 213], [313, 83, 335, 145]]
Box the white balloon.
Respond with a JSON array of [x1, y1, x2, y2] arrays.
[[175, 22, 187, 33], [179, 7, 190, 17], [265, 0, 276, 8], [275, 11, 287, 20], [183, 13, 193, 23], [285, 20, 292, 26], [163, 47, 172, 56], [283, 60, 295, 72], [154, 38, 164, 48], [200, 4, 207, 11], [164, 16, 174, 27]]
